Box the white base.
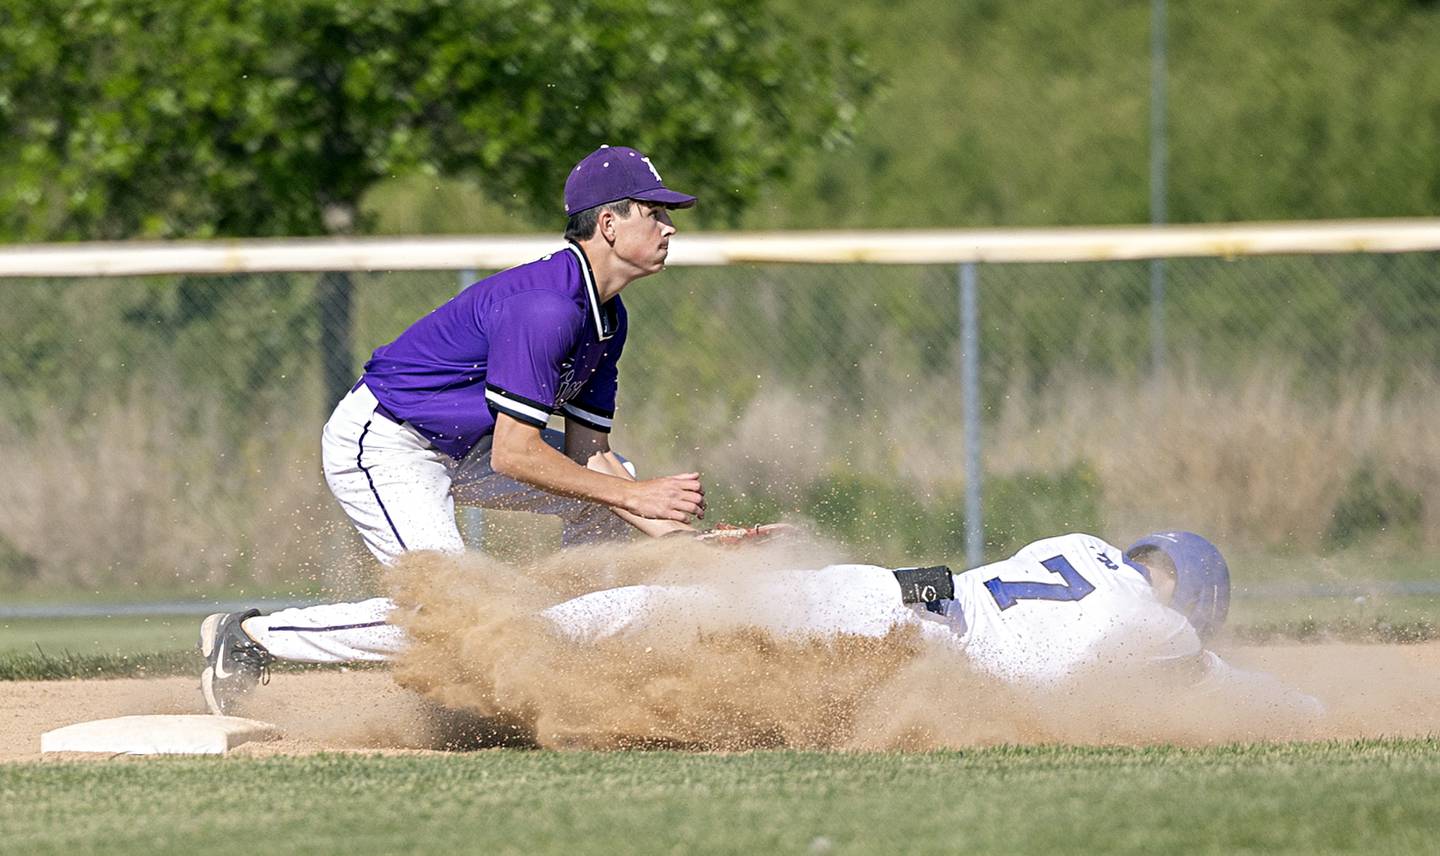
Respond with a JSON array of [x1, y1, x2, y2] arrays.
[[41, 715, 281, 755]]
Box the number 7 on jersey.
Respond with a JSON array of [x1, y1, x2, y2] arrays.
[[984, 555, 1096, 610]]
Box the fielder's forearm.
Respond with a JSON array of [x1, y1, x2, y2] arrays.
[[491, 421, 631, 509]]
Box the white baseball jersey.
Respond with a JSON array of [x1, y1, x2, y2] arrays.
[[935, 533, 1201, 686]]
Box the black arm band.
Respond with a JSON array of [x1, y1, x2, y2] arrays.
[[893, 565, 955, 604]]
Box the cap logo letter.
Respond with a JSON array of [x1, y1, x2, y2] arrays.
[[641, 156, 663, 182]]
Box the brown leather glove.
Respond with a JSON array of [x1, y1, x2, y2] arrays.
[[690, 522, 798, 547]]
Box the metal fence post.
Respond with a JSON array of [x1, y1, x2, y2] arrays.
[[1150, 0, 1169, 376], [458, 268, 486, 549], [960, 262, 984, 568], [317, 270, 354, 407]]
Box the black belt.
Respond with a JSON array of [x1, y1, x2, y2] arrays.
[[371, 395, 442, 452]]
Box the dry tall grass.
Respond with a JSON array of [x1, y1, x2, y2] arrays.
[[0, 380, 364, 590], [986, 362, 1440, 550], [626, 357, 1440, 553], [3, 359, 1435, 589]]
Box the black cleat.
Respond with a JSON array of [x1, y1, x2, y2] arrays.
[[199, 609, 274, 716]]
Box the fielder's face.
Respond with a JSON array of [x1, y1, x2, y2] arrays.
[[609, 201, 677, 274]]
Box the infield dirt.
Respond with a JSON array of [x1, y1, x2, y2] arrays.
[[2, 639, 1440, 760], [3, 641, 1439, 762], [6, 539, 1440, 761]]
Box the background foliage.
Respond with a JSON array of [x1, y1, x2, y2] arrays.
[[2, 1, 1440, 591], [3, 1, 1438, 238], [0, 0, 873, 241]]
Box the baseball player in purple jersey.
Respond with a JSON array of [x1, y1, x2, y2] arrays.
[[199, 145, 717, 715]]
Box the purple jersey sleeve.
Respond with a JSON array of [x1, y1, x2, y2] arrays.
[[560, 302, 627, 433], [482, 291, 585, 428]]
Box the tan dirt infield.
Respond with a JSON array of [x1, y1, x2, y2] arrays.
[[4, 642, 1439, 762]]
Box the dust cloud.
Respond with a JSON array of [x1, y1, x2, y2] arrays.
[[4, 533, 1432, 761], [383, 536, 1329, 751]]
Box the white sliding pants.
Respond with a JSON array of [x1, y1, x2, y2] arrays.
[[540, 565, 929, 645]]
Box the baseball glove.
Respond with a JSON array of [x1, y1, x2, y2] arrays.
[[690, 522, 798, 547]]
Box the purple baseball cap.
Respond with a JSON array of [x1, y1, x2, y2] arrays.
[[563, 145, 697, 215]]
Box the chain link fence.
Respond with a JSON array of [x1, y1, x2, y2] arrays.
[[2, 244, 1438, 607]]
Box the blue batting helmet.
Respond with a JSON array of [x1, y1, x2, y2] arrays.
[[1124, 531, 1230, 641]]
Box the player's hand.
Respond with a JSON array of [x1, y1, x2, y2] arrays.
[[587, 451, 634, 481], [622, 473, 705, 523]]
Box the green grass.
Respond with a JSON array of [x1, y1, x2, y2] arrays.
[[0, 649, 199, 681], [1235, 548, 1440, 586], [0, 617, 380, 680], [0, 616, 199, 655], [0, 581, 332, 607], [1230, 594, 1440, 622], [1234, 617, 1440, 645], [2, 741, 1439, 854], [0, 616, 201, 680]]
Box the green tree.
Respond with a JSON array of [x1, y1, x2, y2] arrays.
[[0, 0, 875, 241]]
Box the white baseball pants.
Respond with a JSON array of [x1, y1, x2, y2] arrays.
[[243, 382, 631, 663]]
